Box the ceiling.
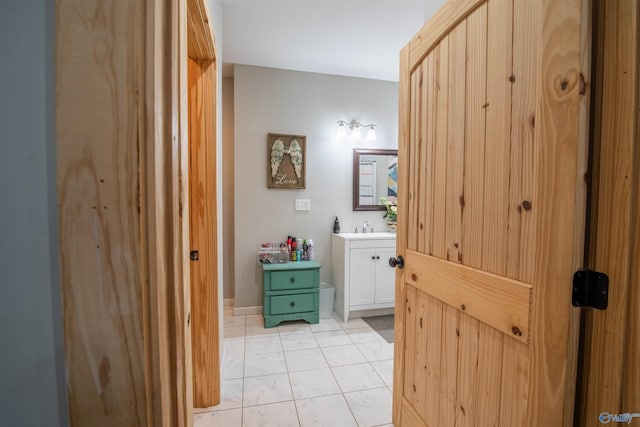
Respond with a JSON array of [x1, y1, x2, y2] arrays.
[[221, 0, 446, 82]]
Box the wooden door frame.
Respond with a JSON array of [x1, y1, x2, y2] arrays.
[[56, 0, 216, 424], [142, 0, 218, 422], [186, 0, 220, 408], [576, 0, 640, 425]]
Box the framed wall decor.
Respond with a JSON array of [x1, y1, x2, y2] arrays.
[[267, 133, 306, 189]]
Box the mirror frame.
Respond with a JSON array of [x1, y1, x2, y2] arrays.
[[353, 148, 398, 211]]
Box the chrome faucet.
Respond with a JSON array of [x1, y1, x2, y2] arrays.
[[362, 221, 370, 233]]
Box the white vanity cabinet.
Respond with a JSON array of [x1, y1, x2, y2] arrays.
[[332, 233, 396, 321]]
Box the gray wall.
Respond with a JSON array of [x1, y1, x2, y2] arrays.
[[0, 1, 68, 426], [233, 65, 398, 308]]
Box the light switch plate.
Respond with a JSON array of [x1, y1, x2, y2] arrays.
[[295, 199, 311, 211]]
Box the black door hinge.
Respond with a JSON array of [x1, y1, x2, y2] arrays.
[[572, 269, 608, 310], [190, 250, 199, 261]]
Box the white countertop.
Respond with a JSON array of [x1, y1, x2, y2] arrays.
[[333, 232, 397, 240]]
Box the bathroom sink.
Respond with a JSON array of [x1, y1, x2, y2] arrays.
[[335, 232, 396, 240]]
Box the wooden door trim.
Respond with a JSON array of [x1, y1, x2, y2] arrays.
[[188, 56, 220, 407], [392, 45, 411, 427], [401, 397, 429, 427], [404, 251, 532, 344], [408, 0, 484, 70], [187, 0, 216, 61], [578, 0, 640, 423], [186, 0, 219, 409]]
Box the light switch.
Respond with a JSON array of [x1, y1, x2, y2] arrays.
[[295, 199, 311, 211]]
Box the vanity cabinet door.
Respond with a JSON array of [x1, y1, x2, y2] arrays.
[[374, 247, 396, 304], [349, 248, 375, 306]]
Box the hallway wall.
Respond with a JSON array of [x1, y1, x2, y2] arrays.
[[0, 1, 67, 425]]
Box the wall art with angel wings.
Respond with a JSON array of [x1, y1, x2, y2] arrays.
[[267, 133, 306, 189]]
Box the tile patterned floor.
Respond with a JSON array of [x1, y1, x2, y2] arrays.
[[193, 307, 395, 427]]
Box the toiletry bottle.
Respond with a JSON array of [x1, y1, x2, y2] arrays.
[[291, 237, 297, 261], [307, 239, 314, 261], [333, 217, 340, 233], [302, 240, 308, 261]]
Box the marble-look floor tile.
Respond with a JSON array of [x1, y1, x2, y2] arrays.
[[313, 330, 352, 347], [280, 332, 318, 351], [344, 387, 392, 427], [246, 335, 283, 354], [345, 327, 384, 344], [357, 340, 394, 362], [222, 352, 244, 380], [336, 317, 369, 330], [284, 348, 328, 372], [194, 408, 242, 427], [371, 359, 394, 388], [225, 314, 247, 328], [321, 344, 367, 367], [224, 337, 245, 356], [244, 351, 287, 377], [225, 325, 247, 339], [331, 363, 385, 393], [309, 318, 342, 333], [289, 367, 341, 399], [242, 401, 300, 427], [246, 324, 279, 337], [243, 373, 293, 406], [295, 394, 357, 427], [278, 321, 312, 335], [246, 314, 264, 326]]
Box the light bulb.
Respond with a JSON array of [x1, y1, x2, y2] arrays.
[[366, 127, 376, 141], [336, 123, 347, 139], [351, 125, 362, 140]]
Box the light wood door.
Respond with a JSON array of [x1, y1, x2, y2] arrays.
[[393, 0, 589, 426]]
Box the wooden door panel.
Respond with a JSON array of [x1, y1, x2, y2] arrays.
[[405, 250, 531, 343], [394, 0, 586, 425], [402, 286, 531, 426], [462, 3, 488, 270]]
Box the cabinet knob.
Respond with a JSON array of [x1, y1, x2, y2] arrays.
[[290, 301, 295, 307], [389, 255, 405, 269], [290, 277, 295, 283], [371, 256, 376, 260]]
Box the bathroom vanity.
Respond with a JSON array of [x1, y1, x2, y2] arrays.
[[331, 232, 396, 322]]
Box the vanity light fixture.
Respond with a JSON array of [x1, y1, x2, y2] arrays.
[[336, 119, 377, 141]]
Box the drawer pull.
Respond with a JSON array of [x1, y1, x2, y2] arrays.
[[290, 277, 295, 283], [290, 301, 295, 307]]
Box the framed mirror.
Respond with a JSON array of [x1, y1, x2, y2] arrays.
[[353, 148, 398, 211]]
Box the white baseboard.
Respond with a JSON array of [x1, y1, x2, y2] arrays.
[[223, 298, 235, 307], [233, 306, 263, 316], [346, 307, 395, 319]]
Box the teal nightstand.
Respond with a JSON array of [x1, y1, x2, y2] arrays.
[[262, 261, 321, 328]]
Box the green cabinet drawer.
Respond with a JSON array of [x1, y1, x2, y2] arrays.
[[269, 293, 315, 315], [270, 269, 315, 291]]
